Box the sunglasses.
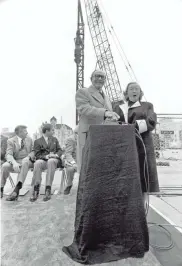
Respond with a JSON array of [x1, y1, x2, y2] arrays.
[[94, 74, 106, 79]]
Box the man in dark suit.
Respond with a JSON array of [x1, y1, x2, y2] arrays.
[[30, 124, 63, 202]]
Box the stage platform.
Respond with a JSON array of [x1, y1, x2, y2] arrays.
[[1, 161, 182, 266]]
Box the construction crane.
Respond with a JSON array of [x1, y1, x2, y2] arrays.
[[74, 0, 124, 124], [84, 0, 123, 102], [74, 0, 85, 125]]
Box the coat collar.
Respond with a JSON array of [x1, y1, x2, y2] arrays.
[[119, 101, 141, 110], [119, 101, 141, 122], [129, 101, 141, 109], [13, 135, 21, 149]]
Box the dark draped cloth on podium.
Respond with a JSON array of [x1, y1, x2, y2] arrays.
[[62, 125, 149, 265]]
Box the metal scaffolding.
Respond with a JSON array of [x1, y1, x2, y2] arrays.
[[84, 0, 122, 102], [74, 0, 85, 124]]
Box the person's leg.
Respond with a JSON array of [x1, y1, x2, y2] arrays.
[[30, 160, 47, 202], [43, 158, 58, 201], [17, 157, 33, 185], [6, 158, 34, 201], [1, 162, 13, 198], [64, 166, 76, 195]]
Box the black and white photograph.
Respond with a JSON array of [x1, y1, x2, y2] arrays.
[[0, 0, 182, 265]]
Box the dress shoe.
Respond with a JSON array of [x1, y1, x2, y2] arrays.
[[64, 185, 72, 195], [6, 191, 19, 201], [30, 185, 39, 202], [43, 188, 51, 201]]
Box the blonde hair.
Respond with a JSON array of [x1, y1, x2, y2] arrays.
[[123, 82, 144, 101]]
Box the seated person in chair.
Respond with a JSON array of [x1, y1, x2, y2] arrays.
[[30, 123, 63, 202], [61, 126, 78, 195], [1, 125, 35, 200], [0, 134, 8, 165]]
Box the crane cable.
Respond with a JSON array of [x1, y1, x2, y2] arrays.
[[98, 0, 138, 82], [98, 0, 148, 101]]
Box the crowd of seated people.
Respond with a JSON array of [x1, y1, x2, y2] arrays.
[[0, 124, 78, 201]]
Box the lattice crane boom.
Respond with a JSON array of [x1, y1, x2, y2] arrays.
[[84, 0, 123, 102], [74, 0, 85, 125]]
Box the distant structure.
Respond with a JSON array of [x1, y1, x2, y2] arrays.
[[34, 116, 73, 148], [155, 118, 182, 149], [1, 128, 15, 139]]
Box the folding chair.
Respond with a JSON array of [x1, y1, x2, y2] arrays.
[[58, 167, 68, 194], [9, 175, 15, 188], [4, 174, 29, 196]]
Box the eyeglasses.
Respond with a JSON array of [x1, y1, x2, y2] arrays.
[[128, 87, 140, 91], [94, 74, 106, 79]]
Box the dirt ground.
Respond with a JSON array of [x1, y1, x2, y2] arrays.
[[1, 160, 181, 266]]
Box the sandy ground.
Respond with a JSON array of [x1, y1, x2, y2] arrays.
[[1, 159, 182, 266]]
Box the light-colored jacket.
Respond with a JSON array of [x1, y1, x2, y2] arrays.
[[64, 135, 77, 165], [76, 85, 112, 172], [6, 135, 33, 164]]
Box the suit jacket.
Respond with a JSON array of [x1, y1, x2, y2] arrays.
[[1, 135, 8, 161], [5, 135, 33, 164], [64, 135, 77, 165], [113, 101, 159, 192], [76, 85, 112, 172], [33, 136, 63, 167]]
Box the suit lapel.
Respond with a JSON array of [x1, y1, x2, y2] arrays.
[[41, 136, 48, 148], [48, 137, 53, 149], [14, 136, 21, 151], [88, 85, 105, 105], [24, 138, 31, 152]]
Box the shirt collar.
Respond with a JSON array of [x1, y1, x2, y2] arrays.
[[43, 134, 48, 140], [17, 135, 23, 146]]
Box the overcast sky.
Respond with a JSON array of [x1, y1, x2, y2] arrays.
[[0, 0, 181, 136]]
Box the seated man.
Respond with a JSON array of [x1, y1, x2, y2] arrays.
[[1, 125, 34, 200], [62, 126, 78, 195], [0, 134, 8, 165], [30, 124, 63, 202]]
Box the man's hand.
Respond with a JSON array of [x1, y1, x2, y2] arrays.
[[105, 111, 120, 121], [73, 163, 77, 170], [70, 162, 77, 170], [29, 153, 35, 162], [111, 112, 120, 121], [13, 162, 21, 173], [49, 153, 59, 159], [105, 111, 114, 119]]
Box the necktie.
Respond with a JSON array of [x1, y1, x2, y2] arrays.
[[99, 90, 104, 99], [48, 137, 51, 147], [21, 139, 24, 149]]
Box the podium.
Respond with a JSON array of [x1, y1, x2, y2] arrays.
[[63, 125, 149, 264]]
